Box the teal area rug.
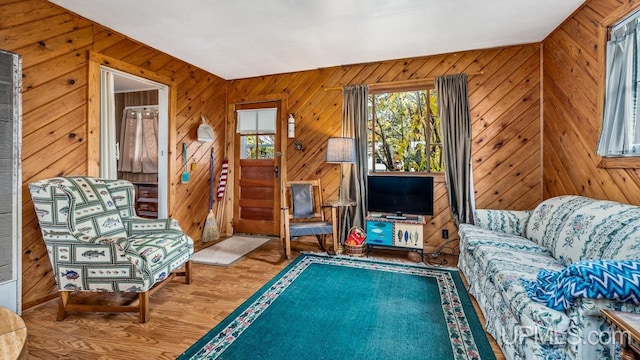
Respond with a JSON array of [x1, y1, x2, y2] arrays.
[[179, 254, 496, 360]]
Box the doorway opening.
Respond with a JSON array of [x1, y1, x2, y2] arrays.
[[99, 67, 169, 218]]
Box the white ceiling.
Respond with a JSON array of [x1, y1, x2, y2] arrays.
[[113, 73, 159, 93], [50, 0, 585, 80]]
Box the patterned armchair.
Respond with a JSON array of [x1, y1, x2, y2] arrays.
[[28, 176, 193, 323]]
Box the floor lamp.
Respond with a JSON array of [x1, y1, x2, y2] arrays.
[[326, 137, 356, 204]]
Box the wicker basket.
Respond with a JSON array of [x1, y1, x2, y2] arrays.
[[344, 226, 367, 257], [344, 242, 367, 257]]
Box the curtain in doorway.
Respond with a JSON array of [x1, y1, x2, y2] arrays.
[[435, 74, 475, 226], [99, 70, 118, 179], [118, 108, 159, 175], [340, 84, 369, 241]]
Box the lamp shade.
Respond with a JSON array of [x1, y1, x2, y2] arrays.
[[326, 137, 356, 163]]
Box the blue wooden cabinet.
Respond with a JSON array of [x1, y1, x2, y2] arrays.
[[365, 220, 394, 246], [365, 215, 424, 251]]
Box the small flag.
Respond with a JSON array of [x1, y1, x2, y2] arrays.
[[217, 160, 229, 200]]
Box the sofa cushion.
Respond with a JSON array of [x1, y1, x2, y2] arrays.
[[459, 224, 550, 256], [596, 206, 640, 261], [474, 209, 532, 237], [535, 197, 640, 265], [556, 202, 640, 264], [602, 225, 640, 260], [472, 243, 569, 343], [525, 196, 594, 248]]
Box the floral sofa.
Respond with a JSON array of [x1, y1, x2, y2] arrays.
[[458, 195, 640, 360]]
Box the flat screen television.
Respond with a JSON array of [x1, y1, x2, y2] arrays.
[[367, 175, 434, 217]]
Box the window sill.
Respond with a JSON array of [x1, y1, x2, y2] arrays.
[[597, 157, 640, 169], [368, 172, 446, 182]]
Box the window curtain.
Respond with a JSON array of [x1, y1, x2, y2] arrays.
[[435, 74, 475, 226], [118, 108, 159, 174], [596, 19, 640, 156], [99, 70, 117, 179], [340, 84, 369, 241]]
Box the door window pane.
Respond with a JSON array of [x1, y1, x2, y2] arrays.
[[258, 135, 275, 159], [240, 135, 275, 159], [240, 135, 256, 159]]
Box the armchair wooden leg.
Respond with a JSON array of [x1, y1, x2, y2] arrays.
[[56, 291, 70, 321], [138, 291, 150, 323], [184, 260, 192, 284], [174, 260, 193, 284]]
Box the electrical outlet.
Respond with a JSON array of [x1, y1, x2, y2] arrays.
[[442, 229, 449, 239]]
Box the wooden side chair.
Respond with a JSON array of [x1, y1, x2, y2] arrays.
[[28, 176, 193, 323], [281, 179, 338, 259]]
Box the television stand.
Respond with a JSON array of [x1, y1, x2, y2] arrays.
[[365, 215, 425, 259]]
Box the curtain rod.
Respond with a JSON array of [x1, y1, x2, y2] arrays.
[[323, 71, 484, 92], [123, 105, 159, 110]]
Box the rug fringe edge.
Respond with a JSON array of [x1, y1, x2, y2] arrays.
[[300, 251, 458, 271]]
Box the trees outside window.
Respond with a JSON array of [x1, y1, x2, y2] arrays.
[[368, 87, 443, 172], [240, 135, 274, 159]]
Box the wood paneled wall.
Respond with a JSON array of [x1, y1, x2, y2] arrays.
[[9, 0, 545, 310], [228, 44, 543, 254], [542, 0, 640, 205], [4, 0, 227, 309]]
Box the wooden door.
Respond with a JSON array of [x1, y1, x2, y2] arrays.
[[233, 101, 281, 236]]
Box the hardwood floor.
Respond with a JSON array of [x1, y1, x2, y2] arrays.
[[21, 237, 505, 359]]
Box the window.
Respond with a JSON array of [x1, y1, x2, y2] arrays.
[[241, 135, 275, 159], [368, 87, 442, 172], [237, 108, 276, 159], [597, 9, 640, 157]]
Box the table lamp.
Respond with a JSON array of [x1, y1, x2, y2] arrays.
[[326, 137, 356, 204]]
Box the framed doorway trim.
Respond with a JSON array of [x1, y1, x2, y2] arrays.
[[87, 51, 178, 214]]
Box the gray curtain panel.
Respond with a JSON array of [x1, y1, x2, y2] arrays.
[[597, 20, 640, 156], [340, 84, 369, 242], [435, 74, 475, 226]]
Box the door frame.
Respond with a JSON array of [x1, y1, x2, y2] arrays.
[[224, 94, 289, 236], [87, 52, 178, 215]]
